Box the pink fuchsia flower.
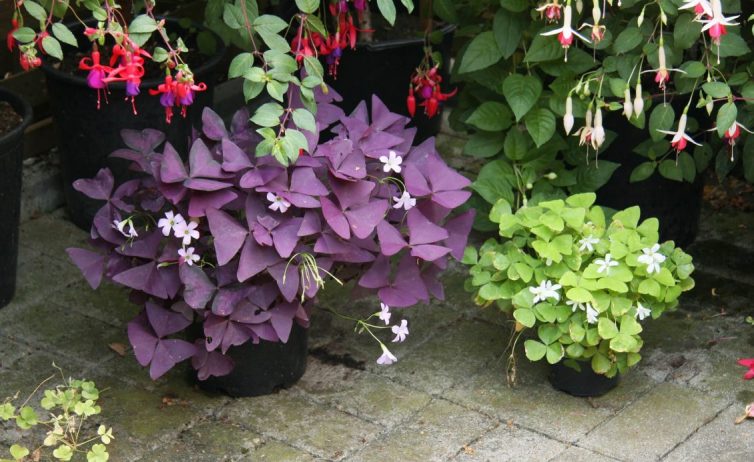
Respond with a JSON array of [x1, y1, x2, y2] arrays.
[[7, 18, 18, 52], [679, 0, 712, 18], [391, 319, 409, 343], [536, 0, 563, 23], [79, 51, 114, 109], [541, 4, 590, 61], [657, 113, 701, 153], [376, 345, 397, 365], [722, 121, 754, 147], [698, 0, 738, 46], [737, 358, 754, 380]]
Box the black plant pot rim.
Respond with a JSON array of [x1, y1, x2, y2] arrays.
[[0, 87, 33, 144], [40, 18, 226, 91], [357, 22, 456, 52]]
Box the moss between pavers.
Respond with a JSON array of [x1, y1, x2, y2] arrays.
[[53, 281, 141, 328], [296, 358, 432, 427], [579, 382, 731, 461], [348, 398, 496, 462], [217, 389, 382, 460], [138, 419, 317, 462]]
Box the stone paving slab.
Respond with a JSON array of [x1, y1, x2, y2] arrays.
[[578, 382, 732, 461], [664, 404, 754, 462], [549, 446, 620, 462], [347, 398, 496, 462], [451, 424, 567, 462]]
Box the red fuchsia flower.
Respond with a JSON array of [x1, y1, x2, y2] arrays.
[[406, 86, 416, 117], [149, 72, 207, 124], [409, 64, 457, 119], [291, 33, 316, 63], [19, 46, 41, 71], [103, 45, 149, 114], [738, 358, 754, 380], [657, 113, 701, 153], [79, 50, 114, 109], [541, 4, 590, 61], [643, 41, 685, 90], [536, 1, 563, 23], [7, 18, 18, 52]]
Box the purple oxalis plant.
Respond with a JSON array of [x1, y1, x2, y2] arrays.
[[67, 92, 475, 381]]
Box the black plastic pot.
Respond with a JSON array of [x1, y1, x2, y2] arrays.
[[548, 361, 619, 397], [42, 20, 226, 230], [596, 109, 704, 248], [197, 323, 308, 397], [329, 23, 455, 142], [0, 88, 33, 308]]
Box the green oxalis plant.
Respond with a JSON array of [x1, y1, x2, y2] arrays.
[[440, 0, 754, 230], [463, 193, 696, 378], [1, 371, 113, 462]]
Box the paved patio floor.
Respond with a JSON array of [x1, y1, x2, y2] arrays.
[[2, 203, 754, 462]]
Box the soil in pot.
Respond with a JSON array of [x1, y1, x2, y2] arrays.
[[0, 89, 33, 308], [549, 361, 619, 397], [42, 20, 225, 230], [328, 15, 455, 142], [197, 323, 309, 397]]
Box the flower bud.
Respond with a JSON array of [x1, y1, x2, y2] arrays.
[[564, 96, 575, 134], [706, 99, 714, 115], [545, 172, 558, 180], [592, 107, 606, 149], [623, 88, 634, 119], [526, 182, 534, 190], [633, 82, 644, 116], [576, 0, 584, 14], [592, 2, 601, 24], [637, 8, 645, 26]]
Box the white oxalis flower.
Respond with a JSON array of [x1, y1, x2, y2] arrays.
[[178, 247, 200, 266], [529, 280, 562, 304], [174, 220, 200, 246], [392, 190, 416, 211], [635, 302, 652, 321], [376, 345, 397, 365], [566, 299, 586, 312], [112, 219, 138, 238], [158, 211, 185, 237], [595, 253, 619, 275], [586, 303, 599, 324], [267, 192, 291, 214], [378, 303, 391, 325], [391, 319, 409, 343], [637, 244, 666, 274], [578, 235, 599, 252], [379, 150, 403, 174]]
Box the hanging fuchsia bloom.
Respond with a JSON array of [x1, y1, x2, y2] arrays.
[[79, 50, 114, 109], [7, 18, 18, 52], [657, 113, 701, 153], [174, 73, 207, 115], [541, 4, 590, 61], [103, 45, 147, 114], [738, 359, 754, 380], [699, 0, 738, 46], [679, 0, 712, 18], [537, 1, 563, 23], [150, 75, 177, 123], [353, 0, 367, 11]]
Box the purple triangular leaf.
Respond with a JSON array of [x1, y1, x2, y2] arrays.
[[267, 262, 300, 303], [189, 139, 224, 179], [160, 142, 189, 183], [179, 264, 217, 309], [192, 341, 234, 380], [202, 107, 229, 140], [72, 168, 114, 201], [376, 221, 407, 256], [146, 301, 192, 338], [407, 208, 449, 246], [67, 248, 105, 289], [237, 237, 281, 282], [269, 301, 299, 343], [444, 210, 476, 260], [188, 190, 238, 217], [206, 208, 248, 265], [149, 339, 197, 379], [321, 197, 351, 240], [358, 255, 390, 289], [345, 200, 388, 239], [221, 138, 252, 172]]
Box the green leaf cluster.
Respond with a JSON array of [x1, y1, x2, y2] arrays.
[[464, 193, 695, 377]]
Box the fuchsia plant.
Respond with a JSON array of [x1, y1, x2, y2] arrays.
[[66, 91, 474, 380], [7, 0, 207, 118]]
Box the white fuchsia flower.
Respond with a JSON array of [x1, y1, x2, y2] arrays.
[[376, 345, 398, 365], [635, 302, 652, 321], [393, 191, 416, 211], [178, 247, 200, 266], [536, 0, 563, 23], [637, 244, 666, 274], [633, 82, 645, 117], [594, 253, 618, 275], [174, 220, 200, 246], [574, 107, 594, 149], [679, 0, 712, 19], [158, 211, 185, 237], [267, 192, 291, 214], [379, 150, 403, 174], [529, 280, 562, 304], [579, 235, 600, 252], [591, 107, 606, 150], [657, 113, 701, 153], [586, 303, 599, 324], [378, 303, 391, 325], [541, 4, 590, 61], [391, 319, 409, 343]]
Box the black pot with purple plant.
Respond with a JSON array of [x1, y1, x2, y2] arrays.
[[66, 90, 474, 396], [0, 87, 33, 308]]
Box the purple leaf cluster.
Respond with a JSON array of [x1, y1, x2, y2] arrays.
[[67, 94, 474, 381]]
